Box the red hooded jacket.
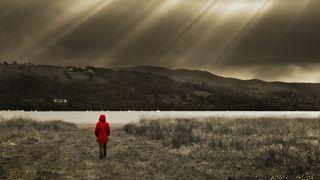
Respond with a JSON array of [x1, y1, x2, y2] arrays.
[[94, 114, 110, 143]]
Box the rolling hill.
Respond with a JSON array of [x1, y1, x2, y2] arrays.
[[0, 63, 319, 111]]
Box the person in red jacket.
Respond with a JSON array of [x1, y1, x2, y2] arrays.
[[94, 114, 110, 159]]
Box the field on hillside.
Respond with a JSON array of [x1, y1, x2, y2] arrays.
[[1, 117, 320, 179]]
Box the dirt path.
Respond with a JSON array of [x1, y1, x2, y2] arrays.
[[62, 126, 135, 179]]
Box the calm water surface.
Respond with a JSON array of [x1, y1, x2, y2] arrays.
[[1, 111, 320, 125]]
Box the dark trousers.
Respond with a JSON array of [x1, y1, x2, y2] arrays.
[[98, 142, 107, 159]]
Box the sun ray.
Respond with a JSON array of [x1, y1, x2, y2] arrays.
[[179, 0, 274, 67], [149, 0, 219, 65], [176, 1, 241, 66], [23, 0, 115, 60], [210, 0, 273, 66], [96, 0, 182, 65], [273, 0, 311, 50], [216, 0, 311, 68], [88, 0, 161, 63]]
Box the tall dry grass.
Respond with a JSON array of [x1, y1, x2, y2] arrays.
[[125, 117, 320, 178]]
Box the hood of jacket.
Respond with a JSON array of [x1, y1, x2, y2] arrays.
[[99, 114, 106, 123]]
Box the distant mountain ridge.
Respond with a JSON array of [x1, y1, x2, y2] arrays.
[[121, 65, 319, 95], [122, 65, 246, 83], [0, 63, 319, 111]]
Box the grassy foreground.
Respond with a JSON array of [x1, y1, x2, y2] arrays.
[[125, 117, 320, 179], [1, 117, 320, 179]]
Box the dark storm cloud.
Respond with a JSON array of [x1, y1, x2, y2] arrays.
[[0, 0, 76, 59], [226, 0, 320, 66], [0, 0, 319, 82]]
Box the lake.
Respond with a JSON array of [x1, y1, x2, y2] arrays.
[[1, 111, 320, 125]]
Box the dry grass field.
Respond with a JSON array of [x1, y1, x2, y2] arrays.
[[125, 117, 320, 179], [1, 117, 320, 179]]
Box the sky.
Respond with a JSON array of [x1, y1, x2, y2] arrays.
[[0, 0, 319, 83]]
